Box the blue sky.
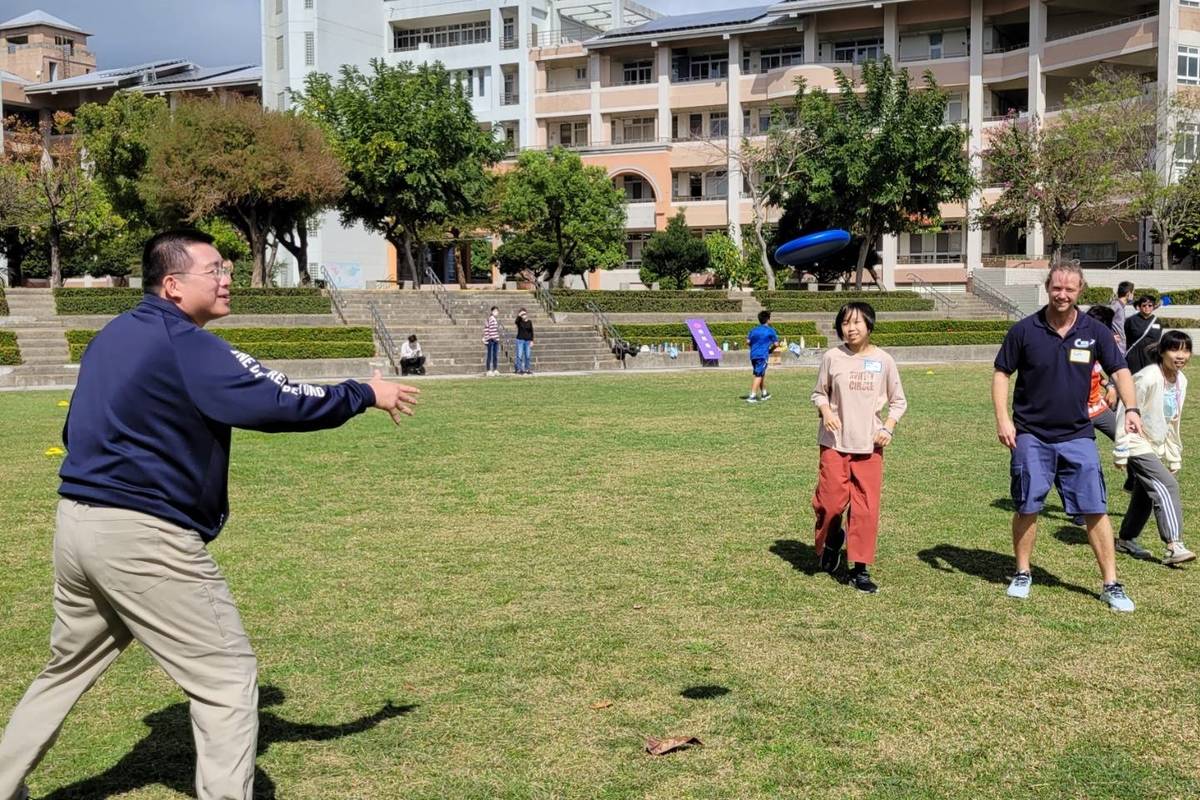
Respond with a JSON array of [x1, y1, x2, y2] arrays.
[[0, 0, 736, 69]]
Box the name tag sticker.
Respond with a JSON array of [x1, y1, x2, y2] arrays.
[[1069, 348, 1091, 364], [863, 359, 883, 373]]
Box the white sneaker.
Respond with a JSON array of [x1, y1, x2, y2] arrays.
[[745, 396, 759, 404], [1100, 582, 1136, 612], [1164, 543, 1196, 565], [1006, 571, 1032, 599]]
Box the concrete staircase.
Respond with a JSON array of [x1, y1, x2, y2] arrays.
[[942, 292, 1013, 319], [0, 290, 77, 389], [338, 290, 619, 375]]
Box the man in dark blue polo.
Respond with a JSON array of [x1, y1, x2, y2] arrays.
[[992, 263, 1142, 612]]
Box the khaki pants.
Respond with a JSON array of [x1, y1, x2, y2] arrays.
[[0, 500, 258, 800]]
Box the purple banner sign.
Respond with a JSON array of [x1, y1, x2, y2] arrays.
[[686, 318, 722, 361]]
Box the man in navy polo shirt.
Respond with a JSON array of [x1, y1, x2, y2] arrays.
[[992, 263, 1142, 612]]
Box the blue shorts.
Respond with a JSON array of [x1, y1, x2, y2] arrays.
[[751, 357, 768, 377], [1010, 433, 1107, 516]]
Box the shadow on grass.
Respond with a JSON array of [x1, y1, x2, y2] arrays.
[[769, 539, 823, 577], [991, 497, 1124, 520], [1052, 525, 1089, 545], [916, 544, 1095, 598], [40, 685, 415, 800], [681, 685, 730, 700]]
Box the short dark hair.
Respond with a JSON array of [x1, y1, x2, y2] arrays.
[[142, 229, 216, 293], [490, 306, 498, 313], [834, 301, 876, 340], [1085, 303, 1115, 328], [1152, 330, 1193, 365], [1135, 294, 1157, 308], [758, 310, 771, 324], [407, 334, 418, 343], [1117, 281, 1135, 299]]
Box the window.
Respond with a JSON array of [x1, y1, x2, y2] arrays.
[[275, 35, 285, 69], [709, 111, 728, 138], [673, 53, 728, 81], [6, 34, 27, 45], [479, 70, 486, 98], [904, 228, 962, 262], [623, 176, 646, 201], [944, 92, 964, 123], [616, 117, 655, 143], [304, 0, 313, 7], [928, 32, 943, 60], [758, 108, 773, 132], [759, 46, 803, 72], [1176, 123, 1199, 170], [393, 20, 490, 52], [743, 108, 751, 133], [689, 173, 703, 198], [53, 35, 73, 46], [625, 233, 651, 266], [575, 66, 587, 81], [559, 121, 588, 147], [48, 61, 57, 81], [706, 170, 728, 197], [689, 113, 702, 138], [276, 90, 287, 111], [623, 60, 652, 85], [304, 32, 314, 66], [832, 37, 883, 64], [1180, 46, 1200, 85], [1063, 242, 1118, 263], [502, 17, 515, 46], [453, 69, 477, 98]]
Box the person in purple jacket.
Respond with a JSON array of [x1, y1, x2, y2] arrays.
[[0, 230, 419, 800]]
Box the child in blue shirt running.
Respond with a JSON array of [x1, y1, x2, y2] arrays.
[[746, 310, 780, 403]]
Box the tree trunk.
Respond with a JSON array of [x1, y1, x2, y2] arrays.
[[460, 240, 472, 287], [296, 224, 310, 286], [249, 223, 267, 288], [1156, 221, 1170, 271], [400, 229, 421, 287], [854, 235, 873, 291], [49, 227, 62, 289], [753, 216, 775, 290]]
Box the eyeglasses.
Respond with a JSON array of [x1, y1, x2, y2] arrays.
[[168, 266, 232, 280]]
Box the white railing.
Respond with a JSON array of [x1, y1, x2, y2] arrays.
[[1045, 10, 1157, 42]]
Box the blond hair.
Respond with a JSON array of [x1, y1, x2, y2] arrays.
[[1044, 261, 1087, 292]]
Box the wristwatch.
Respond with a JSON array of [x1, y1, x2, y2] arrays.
[[1126, 407, 1141, 415]]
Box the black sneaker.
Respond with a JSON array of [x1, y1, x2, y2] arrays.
[[820, 520, 845, 573], [848, 566, 878, 594]]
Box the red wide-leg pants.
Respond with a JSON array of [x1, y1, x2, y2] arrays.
[[812, 446, 884, 566]]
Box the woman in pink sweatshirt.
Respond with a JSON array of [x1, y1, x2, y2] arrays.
[[810, 301, 908, 593]]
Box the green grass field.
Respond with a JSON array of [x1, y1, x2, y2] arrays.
[[2, 367, 1198, 799]]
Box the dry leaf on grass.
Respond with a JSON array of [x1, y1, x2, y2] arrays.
[[645, 735, 703, 755], [590, 700, 614, 710], [633, 604, 644, 610]]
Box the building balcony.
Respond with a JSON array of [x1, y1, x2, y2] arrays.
[[501, 91, 520, 106], [546, 80, 589, 93], [672, 193, 727, 202], [1045, 10, 1157, 43], [1043, 12, 1157, 70], [5, 42, 93, 59], [625, 201, 657, 229], [897, 253, 965, 265], [500, 35, 518, 50]]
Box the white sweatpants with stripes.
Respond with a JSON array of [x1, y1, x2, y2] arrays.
[[1119, 454, 1184, 544]]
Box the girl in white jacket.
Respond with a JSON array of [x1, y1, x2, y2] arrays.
[[1114, 330, 1195, 565]]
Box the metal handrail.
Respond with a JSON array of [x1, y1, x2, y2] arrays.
[[323, 268, 348, 324], [533, 283, 558, 317], [422, 264, 457, 325], [583, 299, 627, 354], [907, 273, 958, 311], [1109, 254, 1139, 270], [1045, 10, 1156, 42], [368, 299, 401, 375], [970, 273, 1024, 320]]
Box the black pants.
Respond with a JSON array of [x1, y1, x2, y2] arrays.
[[400, 356, 425, 375]]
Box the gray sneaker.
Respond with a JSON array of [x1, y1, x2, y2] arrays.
[[1115, 538, 1153, 559], [1100, 582, 1136, 612], [12, 785, 29, 800], [1007, 571, 1032, 599], [1164, 543, 1196, 565]]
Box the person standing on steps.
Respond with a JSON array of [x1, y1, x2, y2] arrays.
[[483, 306, 500, 376], [514, 308, 534, 375], [993, 262, 1142, 613], [0, 229, 420, 800]]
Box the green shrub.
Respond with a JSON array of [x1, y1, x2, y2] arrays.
[[615, 322, 820, 338], [0, 330, 19, 364], [0, 287, 7, 316], [1158, 318, 1200, 329], [755, 291, 934, 312], [872, 320, 1013, 333], [622, 335, 828, 351], [54, 288, 331, 316], [870, 331, 1009, 347], [68, 327, 374, 362], [550, 290, 742, 313]]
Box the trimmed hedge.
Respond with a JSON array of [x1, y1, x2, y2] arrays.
[[1082, 287, 1200, 306], [0, 331, 18, 365], [624, 335, 828, 351], [757, 293, 935, 312], [872, 320, 1013, 333], [54, 288, 332, 316], [615, 321, 820, 338], [1158, 318, 1200, 329], [68, 327, 374, 362], [756, 290, 924, 301], [870, 331, 1008, 347], [0, 286, 7, 316], [550, 290, 742, 313]]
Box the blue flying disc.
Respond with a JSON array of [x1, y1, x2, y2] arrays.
[[774, 229, 851, 266]]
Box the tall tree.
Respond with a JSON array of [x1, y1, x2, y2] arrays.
[[981, 68, 1148, 263], [769, 58, 974, 288], [142, 97, 344, 287], [639, 211, 710, 290], [299, 60, 504, 287], [75, 91, 169, 227], [2, 114, 116, 287], [495, 147, 626, 287]]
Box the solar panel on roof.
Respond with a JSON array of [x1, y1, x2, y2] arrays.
[[604, 5, 773, 38]]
